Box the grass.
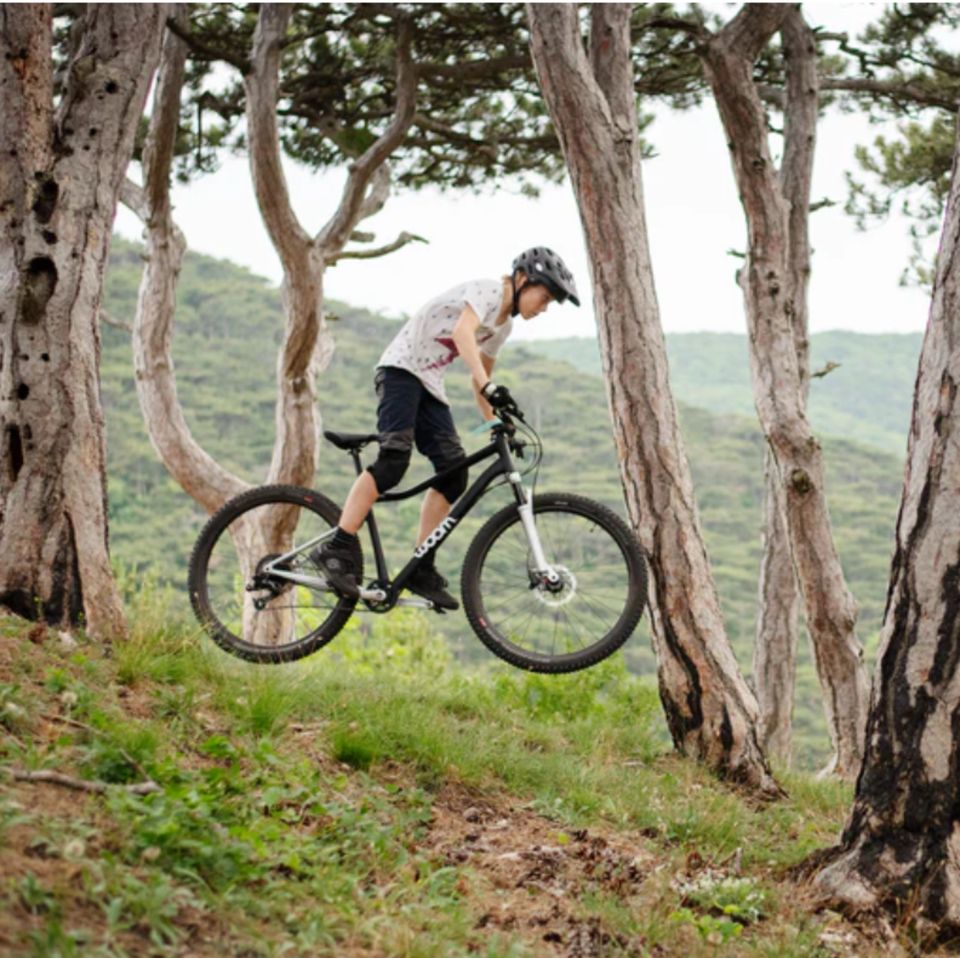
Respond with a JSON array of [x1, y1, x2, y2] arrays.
[[0, 581, 894, 957]]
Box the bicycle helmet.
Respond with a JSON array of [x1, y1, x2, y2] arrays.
[[511, 247, 580, 315]]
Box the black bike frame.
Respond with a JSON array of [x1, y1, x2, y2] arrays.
[[344, 426, 526, 609]]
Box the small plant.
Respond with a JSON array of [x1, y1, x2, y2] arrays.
[[78, 715, 159, 784], [17, 874, 59, 916], [670, 906, 744, 944], [681, 873, 772, 926], [331, 726, 380, 771], [99, 868, 188, 948], [0, 683, 30, 735]]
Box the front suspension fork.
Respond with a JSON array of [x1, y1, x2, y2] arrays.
[[509, 474, 559, 585]]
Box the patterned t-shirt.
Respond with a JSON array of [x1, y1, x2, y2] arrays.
[[377, 279, 512, 405]]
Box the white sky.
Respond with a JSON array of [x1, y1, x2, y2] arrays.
[[113, 2, 934, 340]]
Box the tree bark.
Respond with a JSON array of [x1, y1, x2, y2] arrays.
[[0, 4, 167, 638], [130, 17, 247, 517], [754, 446, 801, 764], [813, 110, 960, 938], [527, 3, 781, 797], [752, 7, 817, 768], [700, 4, 870, 779]]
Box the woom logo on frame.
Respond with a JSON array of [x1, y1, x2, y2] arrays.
[[415, 516, 458, 558]]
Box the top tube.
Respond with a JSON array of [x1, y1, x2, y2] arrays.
[[376, 439, 501, 503]]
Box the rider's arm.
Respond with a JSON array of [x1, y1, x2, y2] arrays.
[[473, 353, 497, 421], [452, 305, 492, 391]]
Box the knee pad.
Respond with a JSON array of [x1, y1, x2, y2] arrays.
[[367, 448, 411, 494], [431, 458, 468, 504]]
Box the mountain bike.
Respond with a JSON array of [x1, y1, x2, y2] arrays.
[[188, 405, 648, 673]]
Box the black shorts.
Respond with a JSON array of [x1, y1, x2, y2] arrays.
[[374, 366, 466, 469]]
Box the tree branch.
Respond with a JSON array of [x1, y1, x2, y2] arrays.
[[756, 82, 787, 111], [811, 361, 841, 379], [127, 13, 249, 515], [325, 230, 428, 266], [244, 4, 311, 271], [412, 112, 556, 152], [418, 53, 529, 81], [145, 11, 188, 217], [317, 16, 417, 250], [820, 76, 959, 112], [5, 767, 162, 795], [589, 4, 634, 128], [120, 176, 148, 221], [356, 163, 391, 224], [165, 15, 249, 73], [100, 310, 133, 333], [715, 4, 791, 62], [642, 16, 710, 44]]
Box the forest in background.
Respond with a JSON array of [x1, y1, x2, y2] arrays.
[[101, 237, 913, 770]]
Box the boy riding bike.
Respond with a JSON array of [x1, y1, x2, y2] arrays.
[[316, 246, 580, 610]]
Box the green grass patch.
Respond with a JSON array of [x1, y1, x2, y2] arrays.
[[0, 604, 861, 957]]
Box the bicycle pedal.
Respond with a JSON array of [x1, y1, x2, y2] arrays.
[[432, 605, 447, 615]]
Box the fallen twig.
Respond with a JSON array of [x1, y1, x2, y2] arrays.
[[4, 767, 162, 796], [41, 713, 152, 780]]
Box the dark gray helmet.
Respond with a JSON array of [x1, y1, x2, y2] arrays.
[[511, 247, 580, 307]]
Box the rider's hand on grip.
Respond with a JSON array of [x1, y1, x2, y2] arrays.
[[482, 382, 522, 419]]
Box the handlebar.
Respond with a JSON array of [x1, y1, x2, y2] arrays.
[[470, 407, 525, 436]]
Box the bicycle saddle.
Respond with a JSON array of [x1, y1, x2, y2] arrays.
[[323, 430, 380, 451]]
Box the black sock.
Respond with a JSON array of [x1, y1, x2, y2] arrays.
[[419, 550, 436, 571], [331, 527, 357, 550]]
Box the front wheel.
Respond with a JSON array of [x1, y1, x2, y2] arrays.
[[461, 493, 648, 673]]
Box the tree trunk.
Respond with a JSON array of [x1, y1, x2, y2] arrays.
[[752, 7, 817, 767], [754, 447, 801, 764], [125, 6, 416, 645], [813, 111, 960, 938], [244, 5, 325, 491], [701, 4, 869, 779], [129, 18, 247, 517], [527, 2, 780, 798], [0, 4, 167, 638]]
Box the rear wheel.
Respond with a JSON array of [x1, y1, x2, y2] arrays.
[[188, 484, 361, 663], [461, 493, 647, 673]]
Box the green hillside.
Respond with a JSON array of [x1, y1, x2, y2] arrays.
[[100, 238, 904, 769], [1, 608, 875, 957], [523, 331, 923, 457]]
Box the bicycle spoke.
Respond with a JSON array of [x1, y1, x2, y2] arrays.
[[197, 494, 355, 650], [473, 503, 641, 663], [252, 603, 339, 613], [575, 589, 626, 623]]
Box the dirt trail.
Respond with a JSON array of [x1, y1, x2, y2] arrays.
[[427, 781, 656, 956]]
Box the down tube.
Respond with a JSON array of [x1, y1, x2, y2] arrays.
[[391, 460, 506, 591]]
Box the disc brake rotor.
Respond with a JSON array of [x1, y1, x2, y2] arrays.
[[532, 565, 577, 607]]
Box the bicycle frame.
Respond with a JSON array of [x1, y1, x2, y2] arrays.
[[260, 422, 559, 612]]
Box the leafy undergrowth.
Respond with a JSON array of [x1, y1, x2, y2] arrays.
[[0, 585, 915, 957]]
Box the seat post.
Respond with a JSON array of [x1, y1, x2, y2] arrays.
[[349, 449, 364, 476]]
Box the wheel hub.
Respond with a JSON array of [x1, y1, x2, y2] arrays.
[[532, 566, 577, 607], [248, 553, 293, 608]]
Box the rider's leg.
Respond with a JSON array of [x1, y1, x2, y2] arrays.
[[406, 397, 467, 610], [317, 368, 418, 595], [338, 367, 420, 532], [417, 487, 452, 546], [338, 472, 379, 535]]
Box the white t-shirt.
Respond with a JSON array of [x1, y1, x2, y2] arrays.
[[377, 279, 512, 405]]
